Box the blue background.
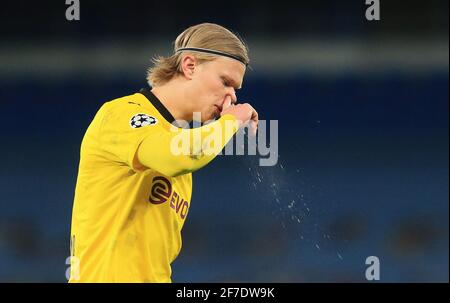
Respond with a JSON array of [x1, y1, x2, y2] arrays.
[[0, 0, 448, 282]]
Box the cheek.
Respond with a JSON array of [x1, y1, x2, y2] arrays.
[[194, 72, 224, 105], [201, 81, 223, 102], [198, 71, 222, 92]]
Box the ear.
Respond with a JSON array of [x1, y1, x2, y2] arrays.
[[180, 55, 196, 80]]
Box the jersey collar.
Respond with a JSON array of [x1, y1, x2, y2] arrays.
[[139, 88, 176, 125]]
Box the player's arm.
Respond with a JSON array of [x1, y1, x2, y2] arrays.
[[136, 103, 258, 177], [136, 114, 237, 177]]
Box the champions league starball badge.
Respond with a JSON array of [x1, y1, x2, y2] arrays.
[[130, 113, 158, 128]]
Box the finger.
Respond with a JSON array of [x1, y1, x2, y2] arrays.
[[251, 109, 259, 124], [222, 95, 232, 111], [250, 120, 258, 137], [251, 108, 259, 136]]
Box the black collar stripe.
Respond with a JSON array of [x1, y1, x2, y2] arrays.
[[139, 88, 176, 124]]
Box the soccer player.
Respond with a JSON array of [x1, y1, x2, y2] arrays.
[[69, 23, 258, 282]]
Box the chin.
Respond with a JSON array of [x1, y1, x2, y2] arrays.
[[213, 112, 221, 121], [202, 113, 217, 123]]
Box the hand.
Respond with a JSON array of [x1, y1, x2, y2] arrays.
[[221, 97, 259, 136]]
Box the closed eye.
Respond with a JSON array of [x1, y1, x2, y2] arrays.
[[221, 76, 240, 90], [222, 78, 231, 87]]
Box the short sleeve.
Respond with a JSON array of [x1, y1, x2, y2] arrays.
[[98, 102, 161, 171]]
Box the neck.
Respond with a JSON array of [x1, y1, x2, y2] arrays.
[[150, 79, 193, 122]]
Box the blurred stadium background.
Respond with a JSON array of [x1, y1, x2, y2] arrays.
[[0, 0, 448, 282]]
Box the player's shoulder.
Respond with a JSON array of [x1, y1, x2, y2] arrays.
[[100, 93, 161, 130], [100, 93, 159, 119], [103, 93, 154, 113]]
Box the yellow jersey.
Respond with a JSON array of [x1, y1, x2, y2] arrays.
[[69, 88, 238, 282]]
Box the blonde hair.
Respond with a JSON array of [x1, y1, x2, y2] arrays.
[[147, 23, 249, 87]]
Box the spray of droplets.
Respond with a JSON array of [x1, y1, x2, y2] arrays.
[[241, 131, 343, 261]]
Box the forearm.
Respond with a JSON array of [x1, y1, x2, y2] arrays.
[[137, 114, 239, 177]]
